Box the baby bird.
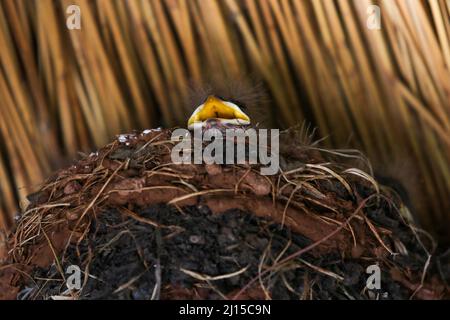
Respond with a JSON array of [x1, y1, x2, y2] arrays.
[[184, 75, 270, 132], [187, 95, 251, 131]]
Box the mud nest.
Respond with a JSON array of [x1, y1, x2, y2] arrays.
[[0, 128, 448, 300]]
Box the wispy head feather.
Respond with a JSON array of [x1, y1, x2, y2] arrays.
[[183, 74, 272, 127]]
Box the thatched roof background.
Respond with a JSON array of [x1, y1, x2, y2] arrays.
[[0, 0, 449, 240]]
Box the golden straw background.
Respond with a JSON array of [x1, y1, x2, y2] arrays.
[[0, 0, 449, 240]]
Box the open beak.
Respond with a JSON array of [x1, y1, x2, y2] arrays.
[[187, 95, 250, 129]]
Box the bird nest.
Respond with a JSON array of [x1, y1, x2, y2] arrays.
[[0, 128, 448, 300]]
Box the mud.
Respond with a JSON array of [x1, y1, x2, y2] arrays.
[[17, 205, 441, 300], [0, 128, 448, 300]]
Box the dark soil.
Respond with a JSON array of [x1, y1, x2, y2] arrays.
[[1, 128, 449, 300], [19, 203, 448, 300]]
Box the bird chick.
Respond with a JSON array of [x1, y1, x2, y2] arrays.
[[187, 95, 251, 130], [183, 74, 270, 131]]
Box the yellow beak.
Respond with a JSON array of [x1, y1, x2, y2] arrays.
[[187, 96, 250, 129]]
